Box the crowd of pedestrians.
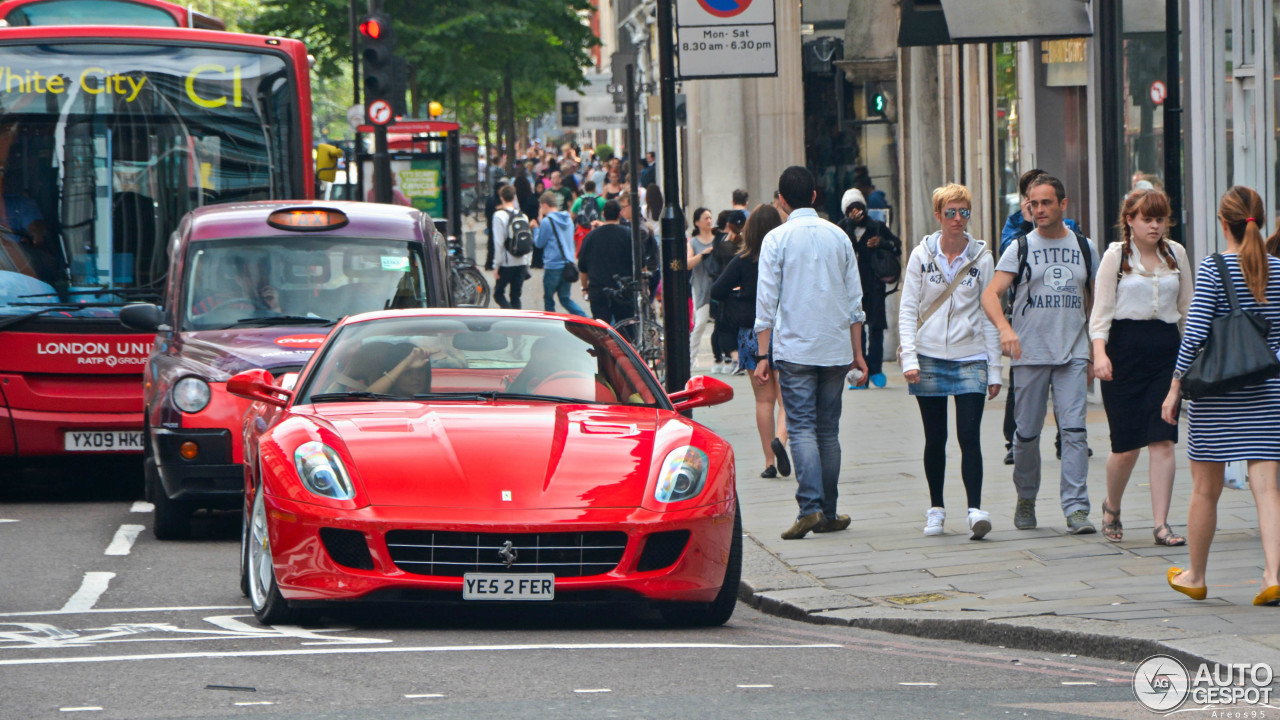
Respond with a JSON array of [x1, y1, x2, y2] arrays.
[[714, 163, 1280, 608]]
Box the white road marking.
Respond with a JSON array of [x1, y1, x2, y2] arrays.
[[573, 689, 611, 694], [404, 694, 445, 699], [737, 684, 774, 688], [1061, 681, 1097, 686], [0, 605, 248, 619], [0, 519, 18, 524], [0, 642, 843, 667], [899, 682, 938, 686], [234, 702, 275, 706], [104, 525, 144, 556], [59, 708, 102, 713], [59, 573, 116, 613], [130, 502, 154, 513]]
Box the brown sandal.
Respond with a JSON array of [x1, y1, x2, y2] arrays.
[[1101, 502, 1122, 542], [1154, 523, 1186, 546]]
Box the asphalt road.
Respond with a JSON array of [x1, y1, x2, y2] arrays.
[[1, 460, 1154, 719]]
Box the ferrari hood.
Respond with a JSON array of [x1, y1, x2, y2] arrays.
[[313, 403, 669, 509]]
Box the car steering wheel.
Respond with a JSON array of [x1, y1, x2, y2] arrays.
[[531, 369, 593, 396]]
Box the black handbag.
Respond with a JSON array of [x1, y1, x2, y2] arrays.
[[1180, 253, 1280, 400], [561, 261, 580, 284]]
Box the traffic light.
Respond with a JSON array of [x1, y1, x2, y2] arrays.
[[866, 84, 888, 118], [359, 12, 398, 116]]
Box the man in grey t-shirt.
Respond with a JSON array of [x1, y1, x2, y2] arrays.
[[981, 175, 1099, 535]]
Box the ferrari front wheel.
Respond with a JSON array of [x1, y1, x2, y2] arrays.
[[660, 501, 742, 627], [246, 485, 299, 625]]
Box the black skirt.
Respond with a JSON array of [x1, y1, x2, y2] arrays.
[[1100, 319, 1180, 453]]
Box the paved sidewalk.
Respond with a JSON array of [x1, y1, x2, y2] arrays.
[[695, 365, 1280, 667]]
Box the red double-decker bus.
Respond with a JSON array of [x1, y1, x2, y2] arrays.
[[0, 24, 314, 464], [0, 0, 226, 29]]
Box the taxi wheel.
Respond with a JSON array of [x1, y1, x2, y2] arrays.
[[146, 433, 192, 541], [246, 483, 299, 626], [660, 501, 742, 627]]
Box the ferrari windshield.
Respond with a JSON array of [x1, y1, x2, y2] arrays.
[[182, 238, 428, 331], [0, 41, 302, 319], [297, 316, 663, 407]]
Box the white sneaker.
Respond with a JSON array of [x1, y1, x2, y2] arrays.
[[967, 508, 991, 540], [923, 507, 946, 536]]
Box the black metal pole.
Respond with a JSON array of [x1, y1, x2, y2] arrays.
[[656, 0, 689, 393], [350, 0, 363, 202], [369, 0, 391, 204], [1164, 0, 1184, 245], [1099, 1, 1123, 243], [447, 130, 462, 238], [626, 65, 644, 325]]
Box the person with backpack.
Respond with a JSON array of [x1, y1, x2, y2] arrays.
[[571, 180, 605, 251], [999, 169, 1089, 464], [534, 191, 587, 317], [709, 210, 746, 374], [981, 174, 1100, 535], [899, 184, 1001, 539], [492, 184, 532, 309], [839, 188, 901, 388]]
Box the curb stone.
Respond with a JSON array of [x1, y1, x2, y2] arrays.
[[737, 532, 1279, 669]]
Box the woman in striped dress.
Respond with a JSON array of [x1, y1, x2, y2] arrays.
[[1162, 186, 1280, 606]]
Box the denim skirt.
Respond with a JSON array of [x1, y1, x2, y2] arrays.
[[909, 355, 988, 397]]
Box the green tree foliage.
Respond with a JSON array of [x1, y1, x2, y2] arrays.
[[246, 0, 597, 159]]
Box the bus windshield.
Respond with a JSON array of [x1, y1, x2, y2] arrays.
[[0, 41, 302, 318], [3, 0, 180, 26]]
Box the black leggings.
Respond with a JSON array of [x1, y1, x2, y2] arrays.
[[916, 393, 985, 509], [711, 318, 737, 362]]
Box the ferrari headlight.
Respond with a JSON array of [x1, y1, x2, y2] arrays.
[[294, 441, 355, 500], [172, 377, 211, 413], [654, 446, 709, 504]]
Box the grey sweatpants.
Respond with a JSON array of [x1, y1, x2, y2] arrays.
[[1012, 359, 1090, 516]]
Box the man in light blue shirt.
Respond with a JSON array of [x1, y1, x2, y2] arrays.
[[754, 166, 868, 540]]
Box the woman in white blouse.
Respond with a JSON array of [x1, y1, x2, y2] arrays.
[[1090, 188, 1192, 546]]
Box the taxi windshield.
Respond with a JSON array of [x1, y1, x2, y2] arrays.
[[0, 41, 302, 320], [297, 316, 663, 408], [182, 237, 427, 331]]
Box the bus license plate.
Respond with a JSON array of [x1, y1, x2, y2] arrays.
[[462, 574, 554, 601], [64, 430, 144, 452]]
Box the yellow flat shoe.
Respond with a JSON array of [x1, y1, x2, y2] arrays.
[[1168, 567, 1207, 601], [1253, 585, 1280, 606]]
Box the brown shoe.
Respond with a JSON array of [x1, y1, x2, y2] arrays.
[[781, 511, 825, 540], [812, 514, 850, 533]]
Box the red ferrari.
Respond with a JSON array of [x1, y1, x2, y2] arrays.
[[228, 309, 739, 626]]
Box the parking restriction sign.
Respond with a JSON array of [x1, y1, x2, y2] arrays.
[[676, 0, 777, 79]]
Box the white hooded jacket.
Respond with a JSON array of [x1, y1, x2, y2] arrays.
[[898, 232, 1002, 386]]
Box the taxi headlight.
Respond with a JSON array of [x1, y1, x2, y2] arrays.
[[654, 446, 709, 504], [172, 377, 211, 413], [294, 441, 355, 500]]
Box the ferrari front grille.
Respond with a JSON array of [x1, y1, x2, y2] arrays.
[[384, 530, 629, 577]]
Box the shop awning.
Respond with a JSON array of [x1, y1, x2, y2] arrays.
[[898, 0, 1093, 47]]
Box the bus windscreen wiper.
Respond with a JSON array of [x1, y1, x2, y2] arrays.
[[0, 306, 80, 331]]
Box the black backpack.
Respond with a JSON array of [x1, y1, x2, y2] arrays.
[[575, 196, 600, 229], [1007, 230, 1093, 317], [504, 209, 534, 257], [867, 243, 902, 288]]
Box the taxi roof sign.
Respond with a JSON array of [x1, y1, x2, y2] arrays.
[[267, 208, 350, 231]]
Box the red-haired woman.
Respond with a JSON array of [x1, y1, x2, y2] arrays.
[[1163, 186, 1280, 605], [1090, 188, 1191, 546]]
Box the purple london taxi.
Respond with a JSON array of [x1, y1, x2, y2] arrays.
[[120, 201, 450, 539]]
